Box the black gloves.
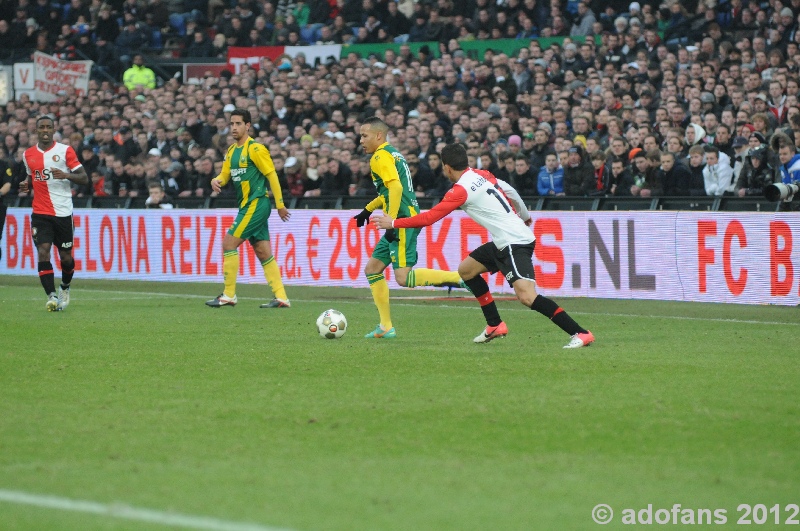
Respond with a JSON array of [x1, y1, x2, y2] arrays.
[[353, 208, 371, 227], [353, 208, 395, 241]]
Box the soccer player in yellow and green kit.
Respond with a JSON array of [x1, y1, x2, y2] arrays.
[[205, 108, 292, 309], [354, 117, 464, 338]]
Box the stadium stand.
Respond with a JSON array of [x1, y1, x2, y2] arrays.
[[1, 0, 799, 214]]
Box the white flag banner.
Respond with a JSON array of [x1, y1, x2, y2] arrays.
[[33, 51, 93, 102]]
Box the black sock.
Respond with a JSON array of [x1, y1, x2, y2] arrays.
[[61, 258, 75, 288], [531, 295, 587, 336], [464, 276, 503, 327], [38, 261, 56, 296]]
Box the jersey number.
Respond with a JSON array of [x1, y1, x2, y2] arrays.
[[399, 160, 414, 193], [486, 187, 511, 212]]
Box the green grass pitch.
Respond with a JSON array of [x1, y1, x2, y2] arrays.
[[1, 275, 798, 530]]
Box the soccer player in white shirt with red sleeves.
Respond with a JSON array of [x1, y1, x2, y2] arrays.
[[19, 116, 89, 311], [375, 143, 595, 348]]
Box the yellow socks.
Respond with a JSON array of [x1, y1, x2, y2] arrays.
[[222, 250, 239, 298], [406, 268, 461, 287], [367, 273, 392, 329], [262, 256, 287, 300]]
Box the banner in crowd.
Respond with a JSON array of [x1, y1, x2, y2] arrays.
[[341, 36, 597, 61], [32, 52, 93, 102], [1, 209, 798, 306], [227, 45, 342, 74], [196, 37, 600, 78]]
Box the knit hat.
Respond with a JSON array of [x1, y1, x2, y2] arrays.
[[750, 145, 769, 161], [629, 147, 644, 161], [685, 123, 707, 145]]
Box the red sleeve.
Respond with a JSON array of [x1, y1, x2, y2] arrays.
[[65, 146, 82, 171], [393, 185, 467, 229]]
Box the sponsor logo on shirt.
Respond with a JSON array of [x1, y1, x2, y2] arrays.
[[34, 169, 53, 181]]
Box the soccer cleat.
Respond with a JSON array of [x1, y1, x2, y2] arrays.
[[473, 322, 508, 343], [57, 285, 70, 310], [260, 298, 291, 308], [364, 324, 397, 338], [563, 331, 595, 349], [205, 293, 237, 307], [46, 293, 60, 312]]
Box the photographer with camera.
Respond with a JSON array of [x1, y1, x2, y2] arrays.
[[768, 140, 800, 210]]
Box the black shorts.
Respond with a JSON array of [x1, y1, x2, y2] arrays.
[[470, 241, 536, 287], [31, 213, 74, 250]]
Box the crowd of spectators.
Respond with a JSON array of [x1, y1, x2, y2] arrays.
[[1, 0, 800, 211]]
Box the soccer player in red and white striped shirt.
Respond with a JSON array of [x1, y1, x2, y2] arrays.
[[19, 116, 88, 311], [375, 143, 595, 349]]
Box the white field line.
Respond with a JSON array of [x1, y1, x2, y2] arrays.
[[0, 489, 294, 531], [1, 286, 796, 327], [2, 296, 170, 302]]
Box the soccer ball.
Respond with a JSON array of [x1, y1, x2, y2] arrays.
[[316, 309, 348, 339]]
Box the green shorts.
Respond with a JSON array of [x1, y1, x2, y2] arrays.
[[372, 227, 420, 269], [227, 197, 271, 243]]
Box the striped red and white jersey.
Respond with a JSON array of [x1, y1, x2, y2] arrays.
[[23, 142, 82, 217]]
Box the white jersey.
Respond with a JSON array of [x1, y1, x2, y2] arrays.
[[393, 168, 533, 250], [23, 142, 82, 217], [456, 168, 534, 249]]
